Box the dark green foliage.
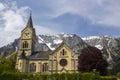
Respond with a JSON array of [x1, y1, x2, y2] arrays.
[[100, 76, 117, 80], [78, 46, 108, 75], [0, 51, 17, 74], [111, 61, 120, 75], [0, 72, 118, 80], [0, 71, 28, 80], [117, 72, 120, 79], [0, 50, 117, 80]]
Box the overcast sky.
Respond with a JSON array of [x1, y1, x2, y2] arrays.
[[0, 0, 120, 47]]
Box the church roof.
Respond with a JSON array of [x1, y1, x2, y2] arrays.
[[50, 42, 76, 55], [28, 50, 52, 60]]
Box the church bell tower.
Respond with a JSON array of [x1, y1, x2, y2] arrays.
[[18, 14, 36, 56]]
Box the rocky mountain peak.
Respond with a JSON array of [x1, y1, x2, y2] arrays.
[[1, 34, 120, 68], [37, 34, 87, 53]]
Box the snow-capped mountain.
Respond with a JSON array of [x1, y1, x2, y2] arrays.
[[83, 36, 120, 64], [1, 34, 120, 74], [35, 33, 87, 53], [1, 34, 120, 67]]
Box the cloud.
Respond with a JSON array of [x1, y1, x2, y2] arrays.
[[1, 0, 120, 47], [0, 1, 58, 47], [3, 10, 25, 32], [0, 3, 5, 10], [0, 1, 29, 47], [35, 25, 58, 35], [40, 0, 120, 27]]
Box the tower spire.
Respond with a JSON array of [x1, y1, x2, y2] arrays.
[[30, 10, 32, 16], [26, 12, 33, 28]]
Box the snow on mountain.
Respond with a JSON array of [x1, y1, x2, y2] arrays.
[[1, 34, 120, 69], [37, 34, 87, 53], [95, 44, 103, 50], [53, 39, 63, 44], [38, 35, 56, 50], [83, 35, 120, 65], [82, 36, 100, 40], [37, 34, 74, 51], [82, 36, 112, 49], [37, 33, 76, 51], [46, 43, 55, 50], [1, 34, 120, 74], [58, 33, 74, 38], [38, 36, 44, 43]]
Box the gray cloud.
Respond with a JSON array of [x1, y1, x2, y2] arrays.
[[40, 0, 120, 27], [0, 1, 57, 47]]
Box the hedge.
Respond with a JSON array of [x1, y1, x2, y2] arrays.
[[100, 76, 117, 80], [0, 72, 117, 80]]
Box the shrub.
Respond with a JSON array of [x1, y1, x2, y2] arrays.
[[0, 71, 30, 80], [117, 72, 120, 79], [0, 72, 117, 80], [100, 76, 117, 80], [80, 72, 100, 80]]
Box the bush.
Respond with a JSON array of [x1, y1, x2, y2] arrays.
[[49, 72, 100, 80], [0, 71, 28, 80], [81, 72, 100, 80], [100, 76, 117, 80], [0, 72, 117, 80], [117, 72, 120, 79]]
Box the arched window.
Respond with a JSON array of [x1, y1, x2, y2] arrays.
[[22, 41, 28, 48], [19, 62, 21, 67], [25, 41, 28, 48], [42, 63, 48, 72], [60, 49, 66, 56], [22, 42, 25, 48], [30, 63, 36, 72]]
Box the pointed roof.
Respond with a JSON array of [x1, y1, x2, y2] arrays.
[[21, 14, 35, 32], [26, 14, 33, 28], [50, 42, 76, 55]]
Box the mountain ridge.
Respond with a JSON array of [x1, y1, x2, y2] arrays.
[[1, 34, 120, 66]]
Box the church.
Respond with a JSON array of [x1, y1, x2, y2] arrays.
[[16, 15, 79, 73]]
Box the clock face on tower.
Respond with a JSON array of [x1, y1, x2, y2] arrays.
[[23, 30, 31, 39]]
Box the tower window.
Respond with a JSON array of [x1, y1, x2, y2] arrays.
[[23, 41, 28, 48]]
